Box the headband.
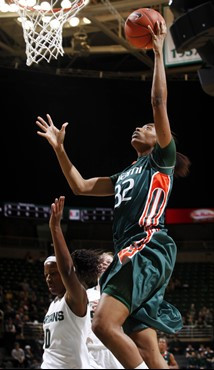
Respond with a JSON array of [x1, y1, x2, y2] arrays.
[[44, 256, 57, 265]]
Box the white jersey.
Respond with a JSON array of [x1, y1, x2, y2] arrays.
[[41, 295, 98, 369], [86, 288, 148, 369], [87, 288, 124, 369]]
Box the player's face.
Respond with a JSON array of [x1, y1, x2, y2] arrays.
[[44, 262, 65, 297], [158, 339, 167, 352], [131, 123, 157, 153], [99, 253, 113, 274]]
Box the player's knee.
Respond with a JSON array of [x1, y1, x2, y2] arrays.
[[138, 345, 165, 368], [92, 316, 112, 341], [138, 348, 150, 364], [92, 315, 104, 338]]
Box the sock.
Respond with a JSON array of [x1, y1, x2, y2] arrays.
[[134, 361, 148, 369]]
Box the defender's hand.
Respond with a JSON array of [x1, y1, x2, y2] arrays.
[[49, 196, 65, 229]]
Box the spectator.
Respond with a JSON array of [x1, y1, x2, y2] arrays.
[[4, 317, 17, 354], [204, 308, 213, 326], [195, 316, 207, 328], [204, 347, 214, 369], [197, 351, 208, 369], [198, 307, 213, 326], [189, 303, 196, 318], [198, 344, 206, 354], [24, 345, 35, 368], [158, 337, 179, 369], [185, 344, 195, 358], [186, 314, 196, 326], [169, 335, 183, 355], [187, 351, 199, 369], [4, 301, 15, 320], [25, 252, 35, 264], [11, 342, 25, 368], [5, 290, 13, 302], [14, 314, 24, 339]]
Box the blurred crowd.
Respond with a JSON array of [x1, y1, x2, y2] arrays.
[[183, 304, 213, 328], [185, 343, 214, 369], [0, 254, 213, 369]]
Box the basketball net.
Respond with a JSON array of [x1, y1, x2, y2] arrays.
[[11, 0, 88, 66]]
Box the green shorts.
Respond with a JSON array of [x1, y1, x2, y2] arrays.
[[103, 261, 133, 311], [100, 230, 183, 335]]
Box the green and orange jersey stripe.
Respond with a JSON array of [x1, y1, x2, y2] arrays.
[[139, 171, 171, 230]]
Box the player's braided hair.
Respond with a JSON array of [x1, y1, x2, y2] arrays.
[[71, 249, 100, 289]]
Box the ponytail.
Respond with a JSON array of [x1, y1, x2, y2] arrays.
[[171, 132, 191, 178], [175, 151, 191, 178]]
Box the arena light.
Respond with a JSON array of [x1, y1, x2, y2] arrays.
[[69, 16, 80, 27], [0, 2, 10, 12], [83, 17, 91, 24], [9, 3, 19, 11], [168, 0, 186, 18]]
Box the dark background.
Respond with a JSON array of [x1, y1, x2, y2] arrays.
[[0, 66, 213, 209]]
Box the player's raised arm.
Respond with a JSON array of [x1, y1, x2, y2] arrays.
[[36, 114, 114, 196], [149, 21, 172, 148], [49, 196, 87, 316]]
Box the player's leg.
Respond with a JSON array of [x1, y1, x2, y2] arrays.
[[129, 328, 169, 369], [92, 293, 145, 369]]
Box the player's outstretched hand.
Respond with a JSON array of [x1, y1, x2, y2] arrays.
[[148, 21, 167, 53], [36, 114, 69, 150], [49, 196, 65, 230]]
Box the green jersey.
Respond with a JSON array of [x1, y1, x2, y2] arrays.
[[111, 139, 176, 256], [100, 139, 183, 335], [162, 351, 171, 365]]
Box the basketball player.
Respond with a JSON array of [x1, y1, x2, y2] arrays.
[[36, 21, 190, 369], [42, 196, 101, 369], [158, 337, 179, 369], [87, 251, 114, 315], [86, 251, 125, 369]]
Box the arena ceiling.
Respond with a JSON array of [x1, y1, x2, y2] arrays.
[[0, 0, 202, 79]]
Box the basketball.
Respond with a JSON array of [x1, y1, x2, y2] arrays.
[[124, 8, 165, 49]]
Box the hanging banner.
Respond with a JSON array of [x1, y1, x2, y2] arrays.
[[163, 6, 201, 67]]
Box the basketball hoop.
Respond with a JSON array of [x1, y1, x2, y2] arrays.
[[8, 0, 89, 66]]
